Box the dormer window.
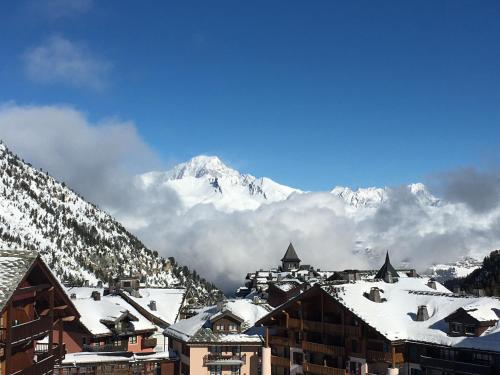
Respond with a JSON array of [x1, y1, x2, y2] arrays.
[[215, 324, 224, 331], [450, 322, 462, 334], [465, 325, 476, 336], [228, 323, 238, 332]]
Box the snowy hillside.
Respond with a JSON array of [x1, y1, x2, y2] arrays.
[[139, 156, 301, 212], [0, 143, 222, 304]]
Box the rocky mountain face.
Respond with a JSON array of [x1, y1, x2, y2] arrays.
[[0, 143, 222, 304]]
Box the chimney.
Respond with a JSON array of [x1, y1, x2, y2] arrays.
[[217, 301, 226, 311], [427, 280, 437, 290], [70, 293, 76, 299], [97, 280, 103, 288], [384, 272, 394, 284], [416, 305, 429, 321], [149, 300, 157, 311], [91, 291, 101, 301], [369, 287, 382, 303]]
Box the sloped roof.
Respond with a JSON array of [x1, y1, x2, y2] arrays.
[[281, 243, 301, 262], [164, 299, 272, 343], [0, 249, 38, 312], [374, 251, 399, 279], [322, 278, 500, 352], [67, 287, 157, 336]]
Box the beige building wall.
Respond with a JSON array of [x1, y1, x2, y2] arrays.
[[171, 339, 262, 375]]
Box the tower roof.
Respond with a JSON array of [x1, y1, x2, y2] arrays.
[[281, 243, 301, 262], [374, 251, 399, 279]]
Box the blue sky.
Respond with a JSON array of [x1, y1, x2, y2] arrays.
[[1, 0, 499, 191]]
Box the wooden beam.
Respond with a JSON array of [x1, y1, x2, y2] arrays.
[[14, 283, 51, 295], [5, 300, 12, 375], [49, 287, 54, 355]]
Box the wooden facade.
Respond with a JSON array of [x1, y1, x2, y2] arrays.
[[257, 286, 403, 375], [0, 252, 79, 375]]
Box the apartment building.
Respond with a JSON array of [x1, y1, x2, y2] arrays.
[[164, 299, 272, 375]]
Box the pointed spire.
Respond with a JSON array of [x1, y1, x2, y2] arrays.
[[281, 242, 301, 262], [375, 250, 399, 281]]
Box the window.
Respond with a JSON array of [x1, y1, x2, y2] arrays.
[[228, 323, 238, 331], [232, 346, 241, 355], [450, 322, 462, 333], [209, 346, 222, 354], [231, 366, 240, 375], [113, 340, 122, 347], [351, 340, 359, 354], [465, 325, 475, 336], [292, 352, 303, 365], [82, 337, 88, 345], [473, 352, 492, 365], [210, 365, 222, 375], [129, 336, 137, 344], [214, 323, 224, 331]]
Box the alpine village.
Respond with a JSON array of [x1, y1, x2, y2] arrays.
[[0, 143, 499, 375]]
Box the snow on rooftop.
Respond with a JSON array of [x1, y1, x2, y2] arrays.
[[66, 287, 157, 336], [62, 350, 175, 365], [124, 288, 186, 325], [0, 250, 38, 311], [164, 299, 271, 343], [322, 278, 500, 351]]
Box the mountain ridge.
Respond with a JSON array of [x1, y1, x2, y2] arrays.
[[0, 142, 222, 304]]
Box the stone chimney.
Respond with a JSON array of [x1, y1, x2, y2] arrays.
[[427, 280, 437, 290], [416, 305, 429, 321], [369, 287, 382, 303], [91, 291, 101, 301], [70, 293, 76, 299], [149, 300, 157, 311]]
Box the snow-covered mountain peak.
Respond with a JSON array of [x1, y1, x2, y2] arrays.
[[165, 155, 241, 180]]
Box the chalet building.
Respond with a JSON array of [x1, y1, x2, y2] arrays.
[[55, 287, 176, 374], [164, 299, 272, 375], [256, 254, 500, 375], [0, 249, 79, 375]]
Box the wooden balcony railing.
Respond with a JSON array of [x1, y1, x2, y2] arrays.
[[271, 355, 290, 368], [286, 318, 361, 337], [366, 350, 403, 363], [303, 362, 347, 375], [269, 336, 291, 346], [0, 316, 52, 345], [83, 341, 128, 352], [10, 353, 56, 375], [302, 341, 345, 357], [203, 353, 246, 366]]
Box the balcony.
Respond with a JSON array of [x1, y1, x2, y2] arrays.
[[9, 343, 65, 375], [83, 341, 128, 352], [420, 355, 491, 375], [366, 350, 404, 364], [269, 336, 291, 346], [10, 354, 56, 375], [0, 316, 52, 346], [303, 361, 347, 375], [203, 353, 246, 366], [302, 341, 345, 357], [271, 355, 290, 368], [141, 337, 157, 349], [287, 318, 360, 336]]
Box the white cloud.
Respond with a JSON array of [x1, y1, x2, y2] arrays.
[[1, 103, 499, 293], [22, 36, 111, 90]]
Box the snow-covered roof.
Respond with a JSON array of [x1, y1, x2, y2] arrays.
[[321, 278, 500, 351], [0, 250, 38, 312], [66, 287, 157, 336], [123, 288, 186, 325], [164, 299, 272, 343], [62, 351, 176, 365]]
